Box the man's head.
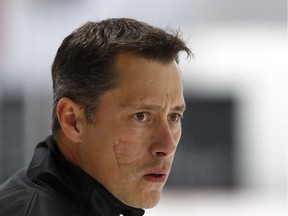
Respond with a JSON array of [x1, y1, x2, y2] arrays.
[[51, 18, 191, 208]]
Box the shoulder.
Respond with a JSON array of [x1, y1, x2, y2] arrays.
[[0, 169, 75, 216]]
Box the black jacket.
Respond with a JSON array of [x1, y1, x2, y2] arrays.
[[0, 136, 145, 216]]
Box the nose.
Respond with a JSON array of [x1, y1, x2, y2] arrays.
[[150, 121, 180, 158]]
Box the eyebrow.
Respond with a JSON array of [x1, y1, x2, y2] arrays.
[[131, 104, 186, 112], [171, 104, 186, 112]]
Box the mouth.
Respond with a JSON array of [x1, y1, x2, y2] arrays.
[[143, 171, 168, 183]]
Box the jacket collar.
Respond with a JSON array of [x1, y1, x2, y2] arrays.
[[27, 135, 145, 216]]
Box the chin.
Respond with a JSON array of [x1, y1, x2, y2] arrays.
[[127, 191, 161, 209], [142, 199, 160, 209]]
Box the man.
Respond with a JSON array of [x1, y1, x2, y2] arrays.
[[0, 18, 191, 215]]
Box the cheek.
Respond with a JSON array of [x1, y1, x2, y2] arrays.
[[113, 139, 146, 166], [172, 126, 182, 144]]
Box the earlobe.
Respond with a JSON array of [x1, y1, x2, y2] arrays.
[[57, 98, 83, 143]]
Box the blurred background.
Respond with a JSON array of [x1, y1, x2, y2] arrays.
[[0, 0, 287, 215]]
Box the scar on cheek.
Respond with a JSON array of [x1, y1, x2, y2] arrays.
[[113, 139, 144, 166]]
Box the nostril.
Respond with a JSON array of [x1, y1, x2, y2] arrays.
[[155, 151, 167, 157]]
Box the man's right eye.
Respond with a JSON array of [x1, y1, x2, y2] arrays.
[[132, 112, 149, 122]]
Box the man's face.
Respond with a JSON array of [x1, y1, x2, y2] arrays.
[[78, 53, 185, 208]]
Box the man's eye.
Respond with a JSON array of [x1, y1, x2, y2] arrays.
[[168, 113, 182, 122], [132, 112, 149, 122]]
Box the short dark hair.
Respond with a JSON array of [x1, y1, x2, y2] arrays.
[[51, 18, 191, 136]]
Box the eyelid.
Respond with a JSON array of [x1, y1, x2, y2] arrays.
[[131, 111, 183, 123]]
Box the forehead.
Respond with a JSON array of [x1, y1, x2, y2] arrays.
[[110, 53, 184, 106], [114, 53, 181, 85]]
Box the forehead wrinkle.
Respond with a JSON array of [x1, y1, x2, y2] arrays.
[[122, 103, 164, 111], [118, 91, 185, 112]]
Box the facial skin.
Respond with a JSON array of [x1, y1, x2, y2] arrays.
[[57, 53, 185, 209]]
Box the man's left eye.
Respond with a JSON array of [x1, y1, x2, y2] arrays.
[[168, 113, 182, 122]]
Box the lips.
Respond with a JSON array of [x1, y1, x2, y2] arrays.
[[143, 170, 168, 183]]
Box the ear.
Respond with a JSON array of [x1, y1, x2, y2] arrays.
[[56, 98, 84, 143]]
